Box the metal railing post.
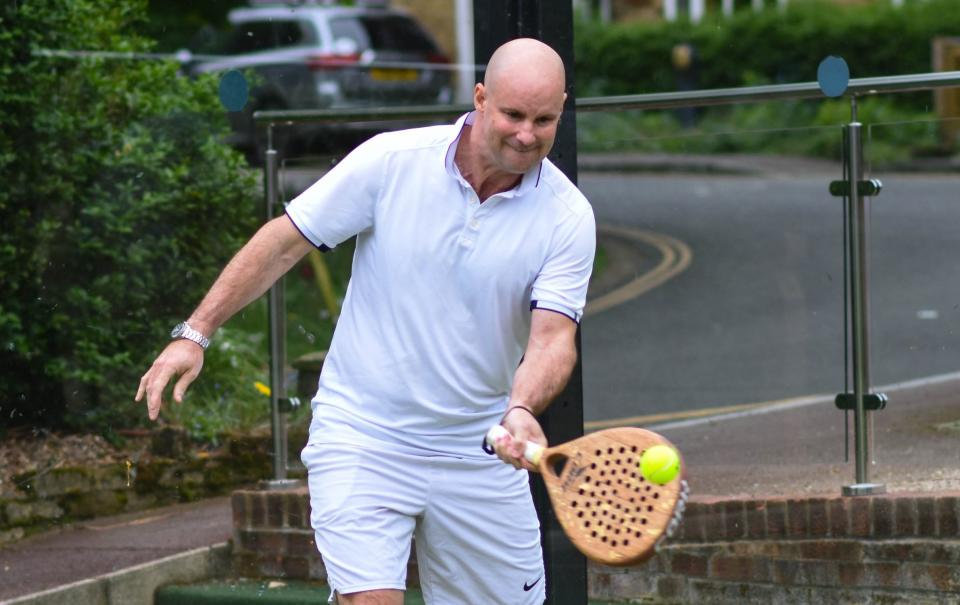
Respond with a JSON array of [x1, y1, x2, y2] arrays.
[[841, 99, 886, 497], [263, 124, 297, 489]]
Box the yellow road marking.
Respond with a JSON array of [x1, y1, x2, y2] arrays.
[[585, 226, 693, 317], [582, 227, 827, 433]]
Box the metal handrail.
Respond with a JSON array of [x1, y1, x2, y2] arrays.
[[258, 68, 960, 492], [254, 70, 960, 124]]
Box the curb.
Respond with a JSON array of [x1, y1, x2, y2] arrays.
[[1, 543, 231, 605]]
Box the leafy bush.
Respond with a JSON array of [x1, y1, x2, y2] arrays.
[[577, 95, 941, 163], [574, 0, 956, 161], [575, 0, 960, 97], [0, 0, 262, 434]]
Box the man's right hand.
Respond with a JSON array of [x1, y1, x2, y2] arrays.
[[132, 216, 313, 422], [135, 340, 205, 421]]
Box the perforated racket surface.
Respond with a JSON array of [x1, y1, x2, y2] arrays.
[[486, 425, 688, 567]]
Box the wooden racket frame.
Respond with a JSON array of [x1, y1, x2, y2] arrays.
[[486, 425, 688, 566]]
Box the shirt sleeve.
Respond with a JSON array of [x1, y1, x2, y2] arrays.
[[530, 205, 597, 323], [284, 135, 385, 249]]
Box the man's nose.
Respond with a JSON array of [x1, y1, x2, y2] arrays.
[[515, 125, 536, 147]]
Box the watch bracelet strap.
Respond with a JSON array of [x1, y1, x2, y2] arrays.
[[180, 323, 210, 350]]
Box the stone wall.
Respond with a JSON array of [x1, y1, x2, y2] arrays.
[[0, 431, 273, 545]]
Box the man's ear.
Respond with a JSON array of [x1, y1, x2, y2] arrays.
[[474, 83, 486, 111]]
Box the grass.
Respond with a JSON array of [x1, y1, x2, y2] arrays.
[[593, 242, 608, 279]]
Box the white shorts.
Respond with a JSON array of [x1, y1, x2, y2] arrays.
[[301, 442, 545, 604]]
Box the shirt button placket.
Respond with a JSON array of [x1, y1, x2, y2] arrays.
[[460, 196, 481, 248]]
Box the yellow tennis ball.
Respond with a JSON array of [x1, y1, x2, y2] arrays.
[[639, 444, 680, 485]]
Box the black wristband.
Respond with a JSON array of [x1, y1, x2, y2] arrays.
[[503, 405, 538, 421]]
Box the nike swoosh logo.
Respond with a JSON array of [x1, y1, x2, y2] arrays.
[[523, 577, 542, 591]]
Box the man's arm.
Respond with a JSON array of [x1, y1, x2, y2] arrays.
[[135, 215, 314, 420], [493, 309, 579, 471]]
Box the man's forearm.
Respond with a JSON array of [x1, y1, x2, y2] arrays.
[[509, 316, 579, 415], [187, 216, 313, 337]]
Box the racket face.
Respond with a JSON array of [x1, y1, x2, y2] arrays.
[[539, 427, 685, 566]]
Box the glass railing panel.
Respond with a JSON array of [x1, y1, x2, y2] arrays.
[[577, 104, 855, 498], [861, 116, 960, 491]]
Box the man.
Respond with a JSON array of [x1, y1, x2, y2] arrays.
[[136, 38, 595, 605]]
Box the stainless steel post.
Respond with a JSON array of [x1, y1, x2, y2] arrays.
[[842, 101, 885, 497], [264, 125, 289, 483]]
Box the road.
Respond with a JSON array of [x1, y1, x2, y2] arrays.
[[578, 171, 960, 424], [278, 160, 960, 425]]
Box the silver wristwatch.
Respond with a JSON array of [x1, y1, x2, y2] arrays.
[[170, 322, 210, 350]]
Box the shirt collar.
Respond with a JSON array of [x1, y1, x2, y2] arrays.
[[444, 112, 543, 196]]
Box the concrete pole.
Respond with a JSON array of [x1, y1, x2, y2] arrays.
[[690, 0, 705, 23], [664, 0, 678, 21], [454, 0, 475, 103], [599, 0, 613, 22]]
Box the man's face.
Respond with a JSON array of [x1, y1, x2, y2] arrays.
[[474, 74, 566, 175]]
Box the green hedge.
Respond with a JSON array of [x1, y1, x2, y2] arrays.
[[575, 0, 960, 97], [0, 0, 262, 434]]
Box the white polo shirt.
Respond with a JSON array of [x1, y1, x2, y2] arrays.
[[286, 112, 596, 458]]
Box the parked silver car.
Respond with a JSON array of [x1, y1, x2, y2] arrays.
[[180, 0, 453, 159]]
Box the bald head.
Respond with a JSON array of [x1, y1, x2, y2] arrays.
[[483, 38, 566, 96], [462, 38, 568, 183]]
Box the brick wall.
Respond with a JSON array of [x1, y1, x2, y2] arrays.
[[232, 487, 321, 581], [231, 487, 422, 586], [673, 494, 960, 543], [592, 493, 960, 603], [233, 488, 960, 603]]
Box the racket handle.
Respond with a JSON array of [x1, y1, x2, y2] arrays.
[[485, 425, 544, 465]]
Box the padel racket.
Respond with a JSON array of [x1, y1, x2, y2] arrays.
[[486, 425, 689, 566]]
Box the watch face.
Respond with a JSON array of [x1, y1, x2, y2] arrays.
[[171, 322, 186, 338]]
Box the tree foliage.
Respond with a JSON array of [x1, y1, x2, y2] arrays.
[[0, 0, 260, 432], [575, 0, 960, 97]]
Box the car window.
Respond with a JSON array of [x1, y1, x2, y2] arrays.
[[274, 20, 313, 48], [329, 15, 438, 53], [225, 21, 275, 55]]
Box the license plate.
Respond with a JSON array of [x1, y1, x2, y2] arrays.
[[369, 68, 419, 82]]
